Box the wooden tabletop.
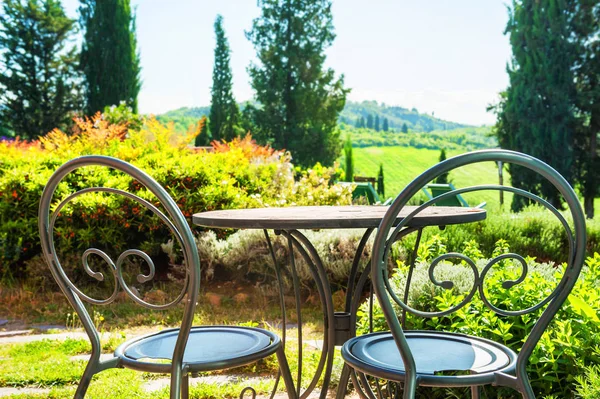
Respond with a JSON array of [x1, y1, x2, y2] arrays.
[[193, 205, 486, 230]]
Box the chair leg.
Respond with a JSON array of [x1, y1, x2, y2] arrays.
[[74, 361, 96, 399], [275, 345, 298, 399], [336, 363, 352, 399], [182, 374, 189, 399], [470, 385, 480, 399]]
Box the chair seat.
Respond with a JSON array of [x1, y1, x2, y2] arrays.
[[341, 331, 517, 386], [115, 326, 280, 373]]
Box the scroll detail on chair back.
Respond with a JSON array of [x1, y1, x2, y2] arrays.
[[38, 155, 297, 399], [337, 149, 586, 399]]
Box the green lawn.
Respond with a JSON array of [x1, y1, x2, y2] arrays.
[[346, 146, 509, 209]]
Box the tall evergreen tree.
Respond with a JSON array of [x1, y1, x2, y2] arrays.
[[401, 123, 408, 133], [194, 116, 210, 146], [377, 163, 384, 196], [209, 15, 240, 141], [493, 0, 576, 211], [435, 149, 449, 184], [382, 117, 389, 132], [0, 0, 81, 139], [359, 116, 366, 128], [374, 115, 380, 131], [366, 114, 374, 129], [343, 135, 353, 182], [79, 0, 141, 114], [246, 0, 348, 167], [571, 0, 600, 218], [355, 117, 361, 128]]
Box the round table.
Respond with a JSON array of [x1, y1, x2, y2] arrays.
[[192, 205, 486, 398]]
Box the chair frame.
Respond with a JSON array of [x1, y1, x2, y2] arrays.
[[341, 149, 586, 398], [39, 155, 296, 399]]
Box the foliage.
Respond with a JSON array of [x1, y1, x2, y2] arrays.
[[192, 116, 210, 147], [357, 239, 600, 398], [343, 125, 496, 151], [575, 364, 600, 399], [571, 1, 600, 219], [0, 117, 352, 280], [493, 0, 576, 211], [79, 0, 141, 114], [341, 100, 467, 133], [343, 135, 353, 182], [246, 0, 348, 167], [377, 164, 384, 197], [209, 15, 240, 141], [0, 0, 82, 140], [434, 148, 449, 184], [102, 102, 143, 132]]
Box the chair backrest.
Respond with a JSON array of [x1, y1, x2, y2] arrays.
[[38, 156, 200, 361], [371, 150, 586, 382]]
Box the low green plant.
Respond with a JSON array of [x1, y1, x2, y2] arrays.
[[357, 244, 600, 398]]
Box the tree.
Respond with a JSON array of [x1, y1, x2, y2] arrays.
[[209, 15, 240, 141], [374, 115, 380, 131], [377, 163, 384, 197], [0, 0, 81, 139], [359, 116, 366, 128], [401, 123, 408, 133], [194, 116, 210, 146], [382, 117, 389, 132], [246, 0, 348, 167], [571, 1, 600, 218], [355, 117, 361, 128], [344, 135, 353, 182], [435, 149, 449, 184], [79, 0, 141, 114], [493, 0, 576, 211], [366, 114, 374, 129]]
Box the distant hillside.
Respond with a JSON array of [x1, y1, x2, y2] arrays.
[[156, 106, 211, 133], [157, 100, 475, 134], [339, 100, 470, 132]]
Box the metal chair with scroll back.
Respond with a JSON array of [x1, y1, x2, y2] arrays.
[[39, 156, 297, 399], [337, 150, 586, 398]]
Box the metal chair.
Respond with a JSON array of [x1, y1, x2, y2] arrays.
[[337, 150, 586, 398], [39, 155, 297, 399]]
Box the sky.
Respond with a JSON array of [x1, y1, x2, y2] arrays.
[[58, 0, 513, 126]]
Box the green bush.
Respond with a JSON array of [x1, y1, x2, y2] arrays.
[[0, 115, 352, 282], [357, 243, 600, 398]]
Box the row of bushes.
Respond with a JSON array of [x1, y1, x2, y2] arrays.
[[356, 234, 600, 398], [0, 114, 353, 281]]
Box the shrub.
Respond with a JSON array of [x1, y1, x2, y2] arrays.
[[0, 115, 353, 281], [356, 247, 600, 398]]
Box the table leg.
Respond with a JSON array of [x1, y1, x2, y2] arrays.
[[264, 229, 334, 399]]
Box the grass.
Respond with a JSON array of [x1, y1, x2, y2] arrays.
[[346, 146, 507, 208], [0, 281, 339, 398], [0, 328, 341, 399]]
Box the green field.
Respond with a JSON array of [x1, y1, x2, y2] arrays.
[[347, 146, 510, 208]]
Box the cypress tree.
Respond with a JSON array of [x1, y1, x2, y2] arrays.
[[572, 1, 600, 218], [79, 0, 141, 114], [209, 15, 240, 141], [247, 0, 348, 167], [401, 123, 408, 133], [377, 163, 384, 196], [366, 114, 374, 129], [382, 117, 389, 132], [359, 116, 366, 128], [435, 149, 449, 184], [344, 135, 354, 182], [374, 115, 380, 131], [194, 116, 210, 146], [494, 0, 576, 211], [0, 0, 81, 139], [355, 117, 361, 128]]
